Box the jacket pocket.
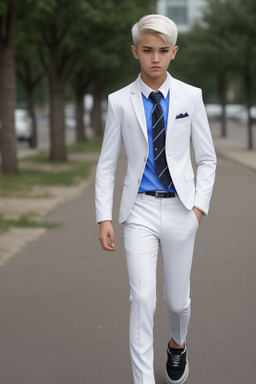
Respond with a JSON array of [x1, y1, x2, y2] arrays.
[[191, 209, 199, 228], [184, 169, 195, 182]]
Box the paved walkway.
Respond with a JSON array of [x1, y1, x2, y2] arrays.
[[1, 134, 255, 264], [213, 135, 256, 172], [0, 135, 256, 383]]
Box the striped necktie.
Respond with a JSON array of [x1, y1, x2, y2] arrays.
[[150, 91, 172, 189]]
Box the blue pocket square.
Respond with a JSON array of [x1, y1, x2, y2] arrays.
[[176, 113, 189, 119]]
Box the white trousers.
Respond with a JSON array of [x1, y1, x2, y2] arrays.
[[123, 193, 198, 384]]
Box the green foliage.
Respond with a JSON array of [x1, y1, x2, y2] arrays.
[[0, 2, 7, 16], [0, 214, 59, 233], [3, 0, 256, 113], [70, 0, 157, 93], [4, 0, 156, 106], [171, 0, 256, 105], [28, 0, 83, 76], [15, 17, 45, 90]]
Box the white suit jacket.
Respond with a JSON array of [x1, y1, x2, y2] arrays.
[[95, 73, 216, 224]]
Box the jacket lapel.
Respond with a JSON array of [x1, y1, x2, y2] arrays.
[[130, 79, 148, 140], [166, 76, 180, 139], [129, 75, 180, 141]]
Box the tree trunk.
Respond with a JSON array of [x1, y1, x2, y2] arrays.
[[26, 87, 37, 148], [0, 6, 18, 174], [48, 56, 67, 161], [92, 77, 103, 136], [244, 72, 253, 150], [75, 88, 86, 142], [218, 76, 227, 138]]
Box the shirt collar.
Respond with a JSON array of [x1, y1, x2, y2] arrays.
[[138, 72, 171, 99]]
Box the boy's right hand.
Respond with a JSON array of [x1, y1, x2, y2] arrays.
[[98, 220, 115, 251]]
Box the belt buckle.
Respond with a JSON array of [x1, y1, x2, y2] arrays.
[[155, 191, 164, 198]]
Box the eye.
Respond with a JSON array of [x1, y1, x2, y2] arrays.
[[143, 49, 151, 54], [161, 49, 169, 54]]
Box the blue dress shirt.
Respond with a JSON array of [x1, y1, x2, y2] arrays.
[[138, 75, 176, 193]]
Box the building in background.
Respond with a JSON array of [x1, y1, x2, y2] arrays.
[[157, 0, 206, 32]]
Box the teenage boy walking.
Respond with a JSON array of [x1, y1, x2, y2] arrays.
[[95, 14, 216, 384]]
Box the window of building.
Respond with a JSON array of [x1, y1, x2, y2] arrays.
[[166, 0, 188, 25]]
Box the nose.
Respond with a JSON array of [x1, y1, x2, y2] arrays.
[[152, 53, 160, 63]]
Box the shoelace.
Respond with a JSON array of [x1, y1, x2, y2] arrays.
[[170, 353, 182, 368]]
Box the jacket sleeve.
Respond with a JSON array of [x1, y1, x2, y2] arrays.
[[191, 89, 217, 215], [95, 95, 122, 223]]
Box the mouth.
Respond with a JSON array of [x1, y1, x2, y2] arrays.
[[151, 66, 161, 69]]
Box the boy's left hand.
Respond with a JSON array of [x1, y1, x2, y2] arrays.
[[192, 207, 203, 224]]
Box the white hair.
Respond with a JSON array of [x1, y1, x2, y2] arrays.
[[131, 14, 178, 47]]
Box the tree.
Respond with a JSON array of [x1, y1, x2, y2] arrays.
[[172, 0, 256, 148], [222, 0, 256, 149], [0, 0, 44, 171], [188, 27, 236, 137], [203, 0, 256, 147], [29, 0, 85, 161], [200, 0, 237, 137], [15, 19, 44, 148], [72, 69, 90, 142], [172, 2, 239, 138], [0, 1, 18, 174], [70, 0, 156, 137]]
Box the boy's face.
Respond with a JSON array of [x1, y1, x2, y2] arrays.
[[131, 32, 178, 87]]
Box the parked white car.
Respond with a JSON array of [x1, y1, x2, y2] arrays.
[[205, 104, 249, 121], [65, 106, 76, 129], [236, 106, 256, 123], [15, 109, 32, 141], [205, 104, 222, 120], [0, 109, 32, 142], [225, 104, 246, 120]]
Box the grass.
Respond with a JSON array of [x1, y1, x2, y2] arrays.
[[0, 137, 102, 197], [0, 137, 101, 232], [0, 162, 92, 197], [67, 136, 102, 154], [0, 214, 59, 233], [20, 136, 103, 164]]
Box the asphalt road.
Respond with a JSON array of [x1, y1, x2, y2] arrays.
[[0, 152, 256, 384]]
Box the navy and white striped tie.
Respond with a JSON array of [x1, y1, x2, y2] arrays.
[[150, 91, 172, 189]]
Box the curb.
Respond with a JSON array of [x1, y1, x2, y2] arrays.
[[213, 136, 256, 173]]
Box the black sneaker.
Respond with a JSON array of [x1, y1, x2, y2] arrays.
[[165, 341, 189, 384]]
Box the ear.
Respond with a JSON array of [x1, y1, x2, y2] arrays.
[[171, 45, 179, 60], [131, 45, 139, 60]]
